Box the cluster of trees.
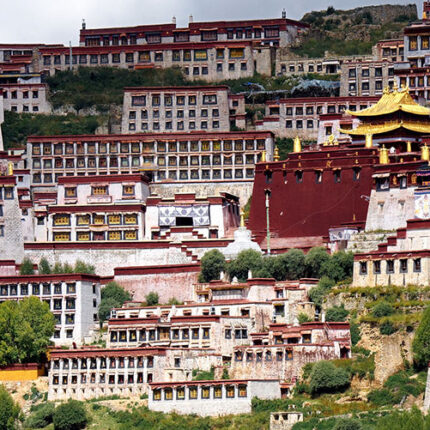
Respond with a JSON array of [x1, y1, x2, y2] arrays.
[[19, 258, 95, 275], [199, 248, 353, 284], [0, 297, 54, 366]]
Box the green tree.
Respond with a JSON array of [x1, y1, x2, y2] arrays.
[[333, 418, 362, 430], [198, 250, 226, 282], [53, 400, 87, 430], [376, 406, 430, 430], [304, 247, 330, 278], [145, 292, 159, 306], [282, 249, 305, 280], [320, 251, 353, 282], [325, 305, 349, 322], [25, 402, 55, 428], [98, 282, 131, 324], [38, 258, 51, 275], [413, 305, 430, 368], [0, 297, 55, 365], [227, 249, 263, 282], [372, 301, 394, 318], [74, 259, 95, 274], [309, 361, 350, 395], [308, 276, 335, 307], [0, 385, 21, 430], [350, 320, 361, 346], [19, 258, 34, 275]]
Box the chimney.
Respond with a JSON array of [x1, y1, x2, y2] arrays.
[[172, 16, 176, 25], [189, 14, 193, 23], [82, 19, 86, 30], [282, 8, 286, 19]]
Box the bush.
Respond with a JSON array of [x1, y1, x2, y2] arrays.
[[38, 258, 51, 275], [25, 402, 55, 428], [325, 305, 348, 322], [98, 282, 131, 323], [145, 292, 159, 306], [372, 301, 394, 318], [0, 385, 21, 430], [227, 249, 264, 282], [20, 258, 34, 275], [309, 276, 335, 307], [309, 361, 350, 395], [380, 320, 397, 335], [350, 320, 361, 346], [320, 251, 353, 283], [413, 305, 430, 368], [53, 400, 87, 430], [333, 418, 362, 430], [282, 249, 306, 280], [305, 247, 330, 278], [298, 313, 312, 324], [367, 388, 396, 406], [198, 250, 226, 283]]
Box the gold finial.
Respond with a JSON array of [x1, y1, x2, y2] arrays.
[[261, 150, 266, 162], [240, 209, 245, 228], [393, 81, 399, 92], [379, 145, 389, 164], [400, 83, 409, 93], [293, 136, 301, 153], [7, 162, 13, 176], [406, 141, 412, 152], [422, 143, 430, 161], [383, 86, 390, 95], [365, 133, 373, 148], [274, 146, 280, 162]]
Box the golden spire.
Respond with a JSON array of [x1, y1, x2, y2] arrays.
[[422, 143, 430, 161], [240, 209, 245, 228], [293, 136, 301, 153], [365, 133, 373, 148], [7, 162, 13, 176], [393, 81, 399, 92], [261, 150, 266, 162], [274, 146, 280, 162], [379, 145, 389, 164], [406, 141, 412, 152]]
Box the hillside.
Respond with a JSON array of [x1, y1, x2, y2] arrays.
[[292, 3, 417, 58]]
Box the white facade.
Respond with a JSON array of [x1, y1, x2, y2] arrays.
[[1, 84, 51, 114]]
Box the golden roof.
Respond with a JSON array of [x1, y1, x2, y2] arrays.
[[345, 85, 430, 117], [339, 120, 430, 136]]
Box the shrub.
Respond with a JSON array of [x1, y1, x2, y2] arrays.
[[309, 276, 335, 306], [333, 418, 362, 430], [372, 301, 394, 318], [325, 305, 348, 322], [309, 361, 350, 395], [380, 320, 397, 335], [25, 402, 55, 428], [98, 282, 131, 323], [0, 385, 21, 430], [53, 400, 87, 430], [198, 250, 226, 283], [367, 388, 396, 406], [227, 249, 263, 282], [20, 258, 34, 275], [350, 320, 361, 346], [413, 305, 430, 368], [283, 249, 306, 280], [38, 258, 51, 275], [145, 292, 159, 306], [304, 247, 330, 278], [298, 313, 312, 324]]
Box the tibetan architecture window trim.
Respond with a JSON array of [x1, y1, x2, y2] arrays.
[[400, 259, 408, 274], [414, 258, 421, 272], [214, 385, 222, 398], [373, 260, 381, 274], [386, 260, 394, 274], [53, 215, 70, 226], [359, 261, 367, 275]]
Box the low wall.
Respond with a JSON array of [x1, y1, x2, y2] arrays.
[[114, 264, 201, 303], [0, 363, 43, 381]]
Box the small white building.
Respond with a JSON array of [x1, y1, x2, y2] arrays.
[[148, 379, 281, 416]]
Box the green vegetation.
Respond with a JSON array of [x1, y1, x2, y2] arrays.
[[325, 305, 348, 322], [372, 301, 394, 318], [2, 110, 100, 150], [0, 385, 21, 430], [332, 418, 362, 430], [19, 258, 35, 275], [192, 367, 215, 381], [412, 304, 430, 368], [145, 291, 159, 306], [198, 249, 227, 282], [309, 276, 336, 307], [52, 400, 87, 430], [298, 312, 312, 324], [98, 282, 132, 323], [25, 402, 55, 428], [0, 297, 54, 365]]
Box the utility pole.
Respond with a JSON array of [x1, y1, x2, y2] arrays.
[[265, 189, 271, 255], [69, 41, 72, 72]]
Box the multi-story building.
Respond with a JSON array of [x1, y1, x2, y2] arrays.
[[26, 131, 274, 187], [1, 83, 51, 114], [39, 174, 149, 243], [373, 39, 404, 62], [340, 60, 395, 97], [0, 271, 101, 345], [256, 96, 378, 139], [122, 86, 244, 134]]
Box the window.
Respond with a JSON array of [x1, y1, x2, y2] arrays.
[[359, 261, 367, 275], [153, 389, 161, 401], [400, 259, 408, 274], [228, 63, 235, 71], [203, 94, 217, 105], [53, 232, 70, 242], [386, 260, 394, 274], [238, 384, 247, 397], [123, 185, 135, 196], [92, 186, 107, 195], [414, 258, 421, 272], [334, 170, 341, 183], [226, 385, 235, 398], [229, 48, 244, 58], [189, 386, 198, 399], [376, 177, 390, 191], [373, 260, 381, 274], [177, 387, 185, 400], [295, 171, 303, 183], [409, 36, 418, 51], [202, 386, 210, 399], [348, 68, 356, 78], [225, 329, 232, 339], [194, 49, 207, 60]]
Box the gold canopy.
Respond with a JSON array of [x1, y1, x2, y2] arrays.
[[339, 120, 430, 136], [344, 86, 430, 117]]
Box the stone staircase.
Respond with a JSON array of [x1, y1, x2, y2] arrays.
[[347, 231, 394, 253]]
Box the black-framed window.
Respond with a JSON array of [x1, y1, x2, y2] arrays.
[[359, 261, 367, 275], [373, 261, 381, 274], [386, 260, 394, 274]]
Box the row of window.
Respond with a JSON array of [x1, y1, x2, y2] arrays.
[[157, 154, 257, 166], [53, 213, 139, 226], [42, 48, 246, 66], [3, 89, 39, 99], [130, 95, 218, 108], [8, 105, 40, 113], [153, 384, 248, 401], [53, 230, 139, 242], [129, 120, 221, 131], [110, 326, 215, 342], [53, 356, 153, 370], [280, 63, 331, 74], [84, 27, 278, 46], [348, 81, 392, 92], [234, 349, 293, 362], [409, 36, 430, 51], [65, 185, 135, 198], [270, 168, 361, 184], [157, 168, 254, 181], [31, 139, 265, 155], [53, 372, 149, 385], [0, 283, 77, 296], [359, 258, 422, 275], [33, 157, 144, 170], [348, 67, 392, 78]]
